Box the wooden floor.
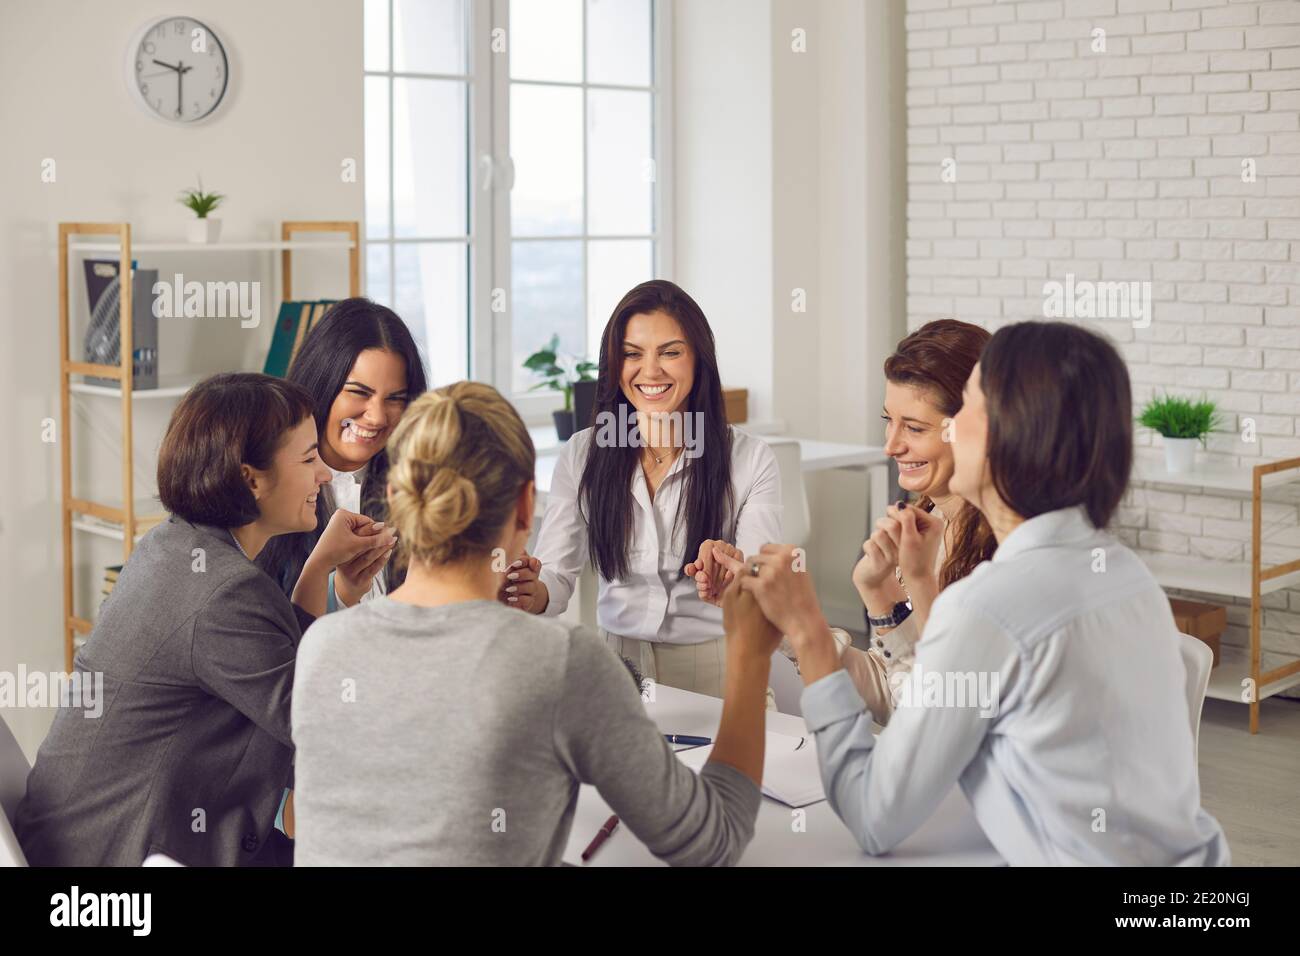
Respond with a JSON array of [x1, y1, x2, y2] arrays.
[[1198, 696, 1300, 867]]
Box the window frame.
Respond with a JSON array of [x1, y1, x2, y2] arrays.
[[365, 0, 674, 424]]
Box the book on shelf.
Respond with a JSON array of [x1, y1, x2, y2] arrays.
[[262, 300, 337, 377]]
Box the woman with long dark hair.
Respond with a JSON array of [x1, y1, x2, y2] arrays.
[[785, 320, 998, 724], [507, 280, 782, 697], [258, 298, 428, 607]]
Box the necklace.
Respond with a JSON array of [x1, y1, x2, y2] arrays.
[[230, 529, 251, 560]]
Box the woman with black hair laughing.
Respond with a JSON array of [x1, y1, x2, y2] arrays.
[[508, 280, 783, 697], [258, 298, 428, 611]]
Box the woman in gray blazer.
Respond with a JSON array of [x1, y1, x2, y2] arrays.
[[16, 373, 388, 866]]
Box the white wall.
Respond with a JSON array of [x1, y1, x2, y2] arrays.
[[904, 0, 1300, 674], [0, 0, 364, 759], [676, 0, 907, 627]]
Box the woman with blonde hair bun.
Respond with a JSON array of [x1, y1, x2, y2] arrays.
[[290, 381, 781, 866]]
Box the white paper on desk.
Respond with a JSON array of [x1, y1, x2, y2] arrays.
[[675, 731, 826, 808]]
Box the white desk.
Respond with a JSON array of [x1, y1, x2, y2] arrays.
[[561, 685, 1004, 867]]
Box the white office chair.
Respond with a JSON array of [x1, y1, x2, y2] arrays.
[[765, 439, 810, 548], [1177, 632, 1213, 765], [768, 651, 805, 717], [0, 713, 30, 867]]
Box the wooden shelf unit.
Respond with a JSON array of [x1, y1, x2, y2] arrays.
[[1133, 452, 1300, 733], [57, 220, 360, 671]]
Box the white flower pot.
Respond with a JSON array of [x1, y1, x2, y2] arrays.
[[1163, 437, 1198, 472], [187, 218, 222, 244]]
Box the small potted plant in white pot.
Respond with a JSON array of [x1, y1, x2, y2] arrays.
[[1138, 393, 1219, 473], [179, 179, 225, 243], [522, 334, 597, 441]]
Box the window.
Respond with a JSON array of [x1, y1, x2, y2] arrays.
[[364, 0, 473, 388], [365, 0, 669, 412]]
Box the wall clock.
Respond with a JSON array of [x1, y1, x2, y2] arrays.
[[126, 16, 229, 124]]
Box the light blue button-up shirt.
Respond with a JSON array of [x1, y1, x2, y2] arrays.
[[801, 506, 1230, 866]]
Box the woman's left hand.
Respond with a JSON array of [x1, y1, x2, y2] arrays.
[[685, 539, 742, 606]]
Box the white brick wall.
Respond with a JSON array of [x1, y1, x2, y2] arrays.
[[905, 0, 1300, 679]]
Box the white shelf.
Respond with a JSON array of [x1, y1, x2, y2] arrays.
[[1205, 644, 1300, 703], [70, 374, 201, 400], [71, 501, 165, 543], [1138, 550, 1300, 599], [68, 239, 355, 253], [1130, 452, 1298, 493]]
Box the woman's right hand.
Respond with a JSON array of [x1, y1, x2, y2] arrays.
[[311, 509, 395, 570]]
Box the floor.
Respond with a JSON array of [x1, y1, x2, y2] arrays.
[[1198, 696, 1300, 867]]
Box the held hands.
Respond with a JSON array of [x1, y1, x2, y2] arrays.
[[721, 568, 783, 659], [335, 523, 399, 607], [313, 509, 397, 571], [498, 552, 547, 613], [712, 545, 828, 648], [685, 539, 742, 607]]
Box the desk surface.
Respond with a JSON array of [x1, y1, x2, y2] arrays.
[[561, 685, 1003, 867]]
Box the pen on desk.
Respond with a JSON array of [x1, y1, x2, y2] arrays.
[[664, 734, 712, 746], [581, 814, 620, 862]]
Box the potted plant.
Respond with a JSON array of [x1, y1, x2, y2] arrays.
[[522, 334, 597, 441], [1138, 393, 1219, 473], [179, 179, 225, 243]]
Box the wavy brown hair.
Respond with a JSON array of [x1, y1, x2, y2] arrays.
[[883, 319, 997, 588]]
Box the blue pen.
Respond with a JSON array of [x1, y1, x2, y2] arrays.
[[664, 734, 712, 746]]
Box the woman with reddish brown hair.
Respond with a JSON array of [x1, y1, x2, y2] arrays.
[[785, 319, 997, 723]]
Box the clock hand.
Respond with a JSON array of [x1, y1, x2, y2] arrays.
[[176, 64, 183, 116], [152, 58, 181, 72]]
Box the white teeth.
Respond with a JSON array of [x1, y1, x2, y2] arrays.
[[639, 384, 670, 395], [899, 461, 927, 471], [341, 418, 381, 443]]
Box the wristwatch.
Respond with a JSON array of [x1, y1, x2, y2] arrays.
[[867, 599, 913, 630]]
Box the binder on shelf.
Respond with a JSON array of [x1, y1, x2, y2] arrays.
[[262, 300, 337, 377], [83, 260, 159, 389]]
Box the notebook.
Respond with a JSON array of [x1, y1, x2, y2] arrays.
[[675, 731, 827, 808]]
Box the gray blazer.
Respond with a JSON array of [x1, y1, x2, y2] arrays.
[[16, 517, 313, 866]]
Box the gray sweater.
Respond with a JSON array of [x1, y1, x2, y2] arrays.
[[290, 598, 760, 866]]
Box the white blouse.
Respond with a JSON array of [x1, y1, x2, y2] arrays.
[[534, 426, 783, 645], [321, 460, 386, 605]]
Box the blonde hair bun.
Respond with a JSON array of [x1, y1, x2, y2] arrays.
[[386, 382, 535, 566]]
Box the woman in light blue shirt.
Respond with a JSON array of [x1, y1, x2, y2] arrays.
[[718, 321, 1230, 866]]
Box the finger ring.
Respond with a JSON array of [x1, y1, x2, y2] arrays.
[[750, 561, 760, 577]]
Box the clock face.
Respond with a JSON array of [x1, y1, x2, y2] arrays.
[[128, 16, 229, 123]]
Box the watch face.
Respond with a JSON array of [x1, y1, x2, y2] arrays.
[[130, 17, 228, 123]]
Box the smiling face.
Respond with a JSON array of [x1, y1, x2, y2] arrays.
[[319, 348, 411, 472], [245, 416, 333, 534], [950, 363, 992, 511], [619, 311, 695, 417], [881, 380, 957, 499]]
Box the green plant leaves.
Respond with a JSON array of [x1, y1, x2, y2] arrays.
[[1138, 393, 1219, 441]]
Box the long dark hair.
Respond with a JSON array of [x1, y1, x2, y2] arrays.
[[256, 298, 428, 596], [579, 280, 733, 582], [883, 319, 997, 588]]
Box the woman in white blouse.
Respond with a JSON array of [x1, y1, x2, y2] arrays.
[[804, 320, 996, 723], [505, 280, 783, 697], [258, 299, 425, 609]]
